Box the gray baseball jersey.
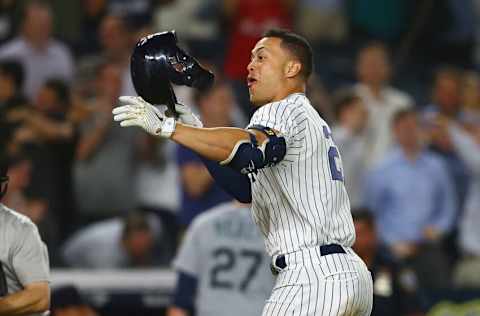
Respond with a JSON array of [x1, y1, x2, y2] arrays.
[[247, 93, 356, 257], [0, 203, 50, 316], [174, 201, 274, 316]]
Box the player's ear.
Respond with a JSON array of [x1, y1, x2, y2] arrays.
[[285, 60, 302, 78]]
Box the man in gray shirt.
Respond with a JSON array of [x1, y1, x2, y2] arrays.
[[0, 156, 50, 315]]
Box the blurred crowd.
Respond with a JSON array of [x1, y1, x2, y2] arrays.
[[1, 0, 480, 314]]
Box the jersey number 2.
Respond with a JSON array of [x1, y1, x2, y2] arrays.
[[323, 126, 344, 182]]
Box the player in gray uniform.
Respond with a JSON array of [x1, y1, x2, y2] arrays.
[[167, 201, 274, 316], [113, 28, 373, 315], [0, 157, 50, 316]]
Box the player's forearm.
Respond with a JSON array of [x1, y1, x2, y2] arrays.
[[171, 123, 251, 162], [0, 283, 50, 315]]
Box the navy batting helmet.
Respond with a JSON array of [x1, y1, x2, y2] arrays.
[[130, 31, 214, 116]]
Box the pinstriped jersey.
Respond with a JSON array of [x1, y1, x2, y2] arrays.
[[247, 93, 356, 256]]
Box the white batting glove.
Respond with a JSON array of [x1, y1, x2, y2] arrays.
[[174, 103, 203, 128], [112, 96, 176, 138]]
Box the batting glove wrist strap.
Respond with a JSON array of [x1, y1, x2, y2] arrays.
[[161, 117, 176, 138]]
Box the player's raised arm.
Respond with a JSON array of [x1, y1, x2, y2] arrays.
[[171, 123, 254, 162], [112, 96, 286, 171]]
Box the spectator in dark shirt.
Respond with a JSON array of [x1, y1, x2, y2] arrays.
[[75, 0, 108, 57], [353, 209, 424, 316], [0, 60, 28, 152], [176, 82, 235, 228], [7, 79, 78, 246]]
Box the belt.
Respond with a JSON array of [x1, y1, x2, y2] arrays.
[[271, 244, 346, 275]]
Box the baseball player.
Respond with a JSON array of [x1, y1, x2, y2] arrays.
[[113, 28, 373, 315], [167, 201, 274, 316], [0, 155, 50, 316]]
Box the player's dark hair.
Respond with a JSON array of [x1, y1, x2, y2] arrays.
[[392, 108, 417, 127], [332, 88, 361, 120], [263, 28, 314, 80], [351, 208, 375, 228], [0, 60, 24, 91], [122, 211, 151, 240]]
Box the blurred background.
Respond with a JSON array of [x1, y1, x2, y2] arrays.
[[1, 0, 480, 315]]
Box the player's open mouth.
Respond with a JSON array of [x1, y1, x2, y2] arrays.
[[247, 77, 257, 87]]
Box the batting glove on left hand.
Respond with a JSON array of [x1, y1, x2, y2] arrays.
[[113, 96, 176, 138]]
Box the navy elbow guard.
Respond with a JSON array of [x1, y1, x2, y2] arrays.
[[220, 126, 286, 175]]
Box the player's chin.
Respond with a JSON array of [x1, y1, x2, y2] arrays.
[[249, 92, 263, 107]]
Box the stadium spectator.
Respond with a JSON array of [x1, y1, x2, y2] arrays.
[[431, 119, 480, 288], [0, 0, 74, 100], [354, 42, 413, 167], [424, 67, 466, 120], [222, 0, 293, 117], [108, 0, 153, 29], [331, 88, 368, 209], [61, 211, 165, 269], [97, 14, 135, 96], [306, 74, 335, 124], [0, 60, 26, 110], [153, 0, 223, 63], [175, 82, 233, 228], [167, 201, 274, 316], [6, 79, 77, 245], [0, 60, 28, 151], [75, 0, 108, 57], [424, 67, 470, 216], [353, 210, 424, 316], [461, 71, 480, 124], [74, 62, 141, 222], [51, 285, 99, 316], [364, 109, 456, 289], [0, 0, 16, 44]]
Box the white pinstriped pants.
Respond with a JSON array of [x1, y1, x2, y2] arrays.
[[262, 247, 373, 316]]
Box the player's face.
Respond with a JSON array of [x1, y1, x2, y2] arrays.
[[247, 37, 291, 106]]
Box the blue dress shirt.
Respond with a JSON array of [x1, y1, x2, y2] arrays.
[[364, 148, 457, 245]]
